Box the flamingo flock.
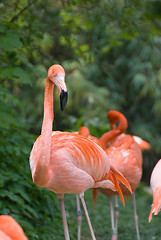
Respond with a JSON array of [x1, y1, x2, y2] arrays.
[[3, 64, 161, 239]]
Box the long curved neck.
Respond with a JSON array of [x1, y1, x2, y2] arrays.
[[99, 111, 127, 149], [109, 112, 127, 132], [99, 129, 121, 149], [33, 77, 54, 187], [41, 77, 54, 135]]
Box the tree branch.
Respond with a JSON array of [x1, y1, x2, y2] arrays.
[[10, 0, 35, 23]]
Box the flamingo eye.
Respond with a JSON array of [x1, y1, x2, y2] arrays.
[[53, 73, 57, 77]]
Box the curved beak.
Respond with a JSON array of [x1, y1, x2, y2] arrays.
[[57, 77, 68, 111], [60, 89, 68, 111]]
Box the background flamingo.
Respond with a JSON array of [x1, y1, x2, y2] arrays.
[[29, 65, 131, 240], [149, 159, 161, 222], [78, 110, 150, 240], [0, 215, 28, 240], [77, 114, 132, 240], [99, 110, 150, 240], [75, 126, 131, 240]]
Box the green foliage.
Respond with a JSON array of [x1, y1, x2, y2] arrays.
[[0, 0, 161, 239]]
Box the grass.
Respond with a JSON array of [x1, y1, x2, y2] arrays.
[[63, 182, 161, 240]]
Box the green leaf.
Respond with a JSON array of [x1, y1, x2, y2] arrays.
[[132, 73, 146, 89], [0, 86, 21, 107], [0, 23, 6, 33], [0, 31, 23, 51], [13, 67, 32, 85], [79, 44, 89, 52], [0, 190, 25, 205], [0, 67, 13, 79], [23, 204, 39, 218]]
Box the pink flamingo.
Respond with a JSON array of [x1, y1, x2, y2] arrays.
[[77, 112, 130, 240], [149, 159, 161, 222], [99, 110, 150, 240], [78, 110, 150, 240], [29, 65, 132, 240], [0, 215, 28, 240]]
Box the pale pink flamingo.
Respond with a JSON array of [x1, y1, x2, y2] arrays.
[[149, 159, 161, 222], [0, 215, 28, 240], [29, 65, 132, 240]]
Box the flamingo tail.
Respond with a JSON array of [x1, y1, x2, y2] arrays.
[[133, 136, 150, 150], [110, 165, 132, 194], [149, 187, 161, 222], [125, 195, 130, 203], [108, 169, 125, 206], [93, 165, 132, 207], [109, 165, 132, 206], [92, 174, 125, 208]]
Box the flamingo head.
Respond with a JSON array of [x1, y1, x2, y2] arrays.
[[107, 110, 128, 132], [48, 64, 68, 111], [107, 110, 120, 128], [79, 126, 90, 138]]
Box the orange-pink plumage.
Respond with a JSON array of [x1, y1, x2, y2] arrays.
[[149, 159, 161, 222], [30, 131, 115, 194], [29, 65, 132, 240], [78, 110, 150, 240], [0, 215, 28, 240]]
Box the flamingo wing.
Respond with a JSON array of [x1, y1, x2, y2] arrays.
[[30, 131, 112, 194], [106, 144, 142, 194]]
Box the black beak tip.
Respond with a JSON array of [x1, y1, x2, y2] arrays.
[[60, 90, 68, 111]]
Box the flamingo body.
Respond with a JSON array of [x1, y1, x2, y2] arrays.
[[89, 134, 142, 199], [100, 139, 142, 197], [109, 133, 145, 163], [0, 215, 28, 240], [30, 131, 116, 195], [149, 159, 161, 222]]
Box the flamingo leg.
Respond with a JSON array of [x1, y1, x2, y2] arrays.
[[78, 193, 96, 240], [76, 194, 82, 240], [114, 195, 119, 240], [132, 192, 140, 240], [110, 196, 117, 240], [57, 194, 70, 240]]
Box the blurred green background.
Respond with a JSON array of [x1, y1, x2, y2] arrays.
[[0, 0, 161, 239]]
